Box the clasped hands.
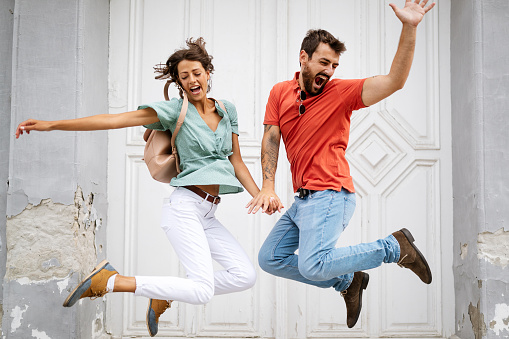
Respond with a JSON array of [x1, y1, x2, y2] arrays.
[[246, 188, 284, 216]]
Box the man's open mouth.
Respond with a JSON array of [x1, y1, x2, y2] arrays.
[[314, 75, 329, 87]]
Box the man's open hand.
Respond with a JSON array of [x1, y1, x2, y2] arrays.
[[390, 0, 435, 27]]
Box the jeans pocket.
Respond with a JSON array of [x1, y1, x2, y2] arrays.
[[160, 202, 175, 232], [160, 198, 202, 232]]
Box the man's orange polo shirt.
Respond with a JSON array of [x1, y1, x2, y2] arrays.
[[264, 72, 366, 193]]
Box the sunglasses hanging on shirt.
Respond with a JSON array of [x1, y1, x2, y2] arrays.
[[299, 90, 306, 116]]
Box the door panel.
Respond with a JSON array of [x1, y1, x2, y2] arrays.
[[108, 0, 453, 337]]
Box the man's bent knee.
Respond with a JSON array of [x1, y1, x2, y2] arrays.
[[298, 261, 331, 281], [258, 249, 278, 274]]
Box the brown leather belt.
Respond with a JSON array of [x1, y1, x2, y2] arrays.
[[184, 185, 221, 204]]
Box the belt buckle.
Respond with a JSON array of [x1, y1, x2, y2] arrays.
[[212, 196, 221, 204], [298, 188, 310, 198]]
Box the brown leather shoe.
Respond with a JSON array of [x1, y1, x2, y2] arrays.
[[392, 228, 432, 284], [146, 299, 172, 337], [63, 260, 118, 307], [341, 271, 369, 328]]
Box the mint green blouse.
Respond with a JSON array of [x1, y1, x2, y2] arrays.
[[140, 98, 243, 195]]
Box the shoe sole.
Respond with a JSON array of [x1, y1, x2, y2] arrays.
[[63, 259, 109, 307], [400, 228, 432, 284], [348, 272, 369, 328], [146, 299, 157, 337]]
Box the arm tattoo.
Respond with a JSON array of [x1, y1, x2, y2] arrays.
[[261, 125, 280, 182]]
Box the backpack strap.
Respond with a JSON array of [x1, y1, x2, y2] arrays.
[[209, 97, 228, 115], [171, 91, 189, 154], [165, 80, 188, 174], [215, 99, 227, 114]]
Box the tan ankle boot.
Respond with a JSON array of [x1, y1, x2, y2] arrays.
[[146, 299, 172, 337], [392, 228, 432, 284], [63, 260, 118, 307], [341, 271, 369, 328]]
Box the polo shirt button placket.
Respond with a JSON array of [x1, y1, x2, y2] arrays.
[[217, 139, 223, 153]]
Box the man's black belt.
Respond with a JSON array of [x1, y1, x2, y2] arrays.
[[297, 188, 316, 198]]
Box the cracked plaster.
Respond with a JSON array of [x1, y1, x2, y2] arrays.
[[460, 243, 468, 260], [477, 228, 509, 269], [489, 303, 509, 336], [469, 301, 487, 339], [5, 186, 99, 282]]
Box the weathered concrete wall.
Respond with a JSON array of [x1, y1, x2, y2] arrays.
[[0, 0, 15, 329], [451, 1, 509, 338], [3, 0, 109, 338]]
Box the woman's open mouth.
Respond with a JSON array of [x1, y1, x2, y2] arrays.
[[190, 85, 201, 95]]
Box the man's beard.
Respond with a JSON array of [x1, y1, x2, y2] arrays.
[[301, 65, 329, 96]]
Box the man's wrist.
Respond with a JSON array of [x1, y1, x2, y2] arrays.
[[261, 182, 275, 191], [402, 22, 419, 30]]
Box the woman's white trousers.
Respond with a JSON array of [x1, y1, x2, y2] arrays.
[[134, 187, 256, 304]]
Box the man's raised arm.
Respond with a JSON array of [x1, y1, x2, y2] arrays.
[[361, 0, 435, 107]]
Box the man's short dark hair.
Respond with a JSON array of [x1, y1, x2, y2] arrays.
[[300, 29, 346, 59]]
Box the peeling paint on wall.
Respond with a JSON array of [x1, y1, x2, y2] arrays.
[[73, 186, 102, 274], [93, 305, 104, 338], [477, 228, 509, 268], [5, 186, 99, 282], [56, 276, 71, 294], [31, 329, 52, 339], [10, 305, 28, 333], [460, 242, 468, 259], [490, 303, 509, 336], [457, 313, 465, 332], [469, 301, 487, 339]]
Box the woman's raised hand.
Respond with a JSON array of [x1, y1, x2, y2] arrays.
[[16, 119, 53, 138]]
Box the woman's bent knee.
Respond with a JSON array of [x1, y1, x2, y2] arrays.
[[233, 263, 257, 291], [244, 266, 257, 289], [193, 284, 214, 304]]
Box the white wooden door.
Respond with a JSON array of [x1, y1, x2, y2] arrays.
[[107, 1, 453, 338]]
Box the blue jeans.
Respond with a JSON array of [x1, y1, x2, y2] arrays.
[[258, 189, 400, 292]]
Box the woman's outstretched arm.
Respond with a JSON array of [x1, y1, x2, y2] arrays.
[[16, 108, 159, 138]]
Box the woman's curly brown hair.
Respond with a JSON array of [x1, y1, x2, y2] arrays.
[[155, 37, 214, 98]]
